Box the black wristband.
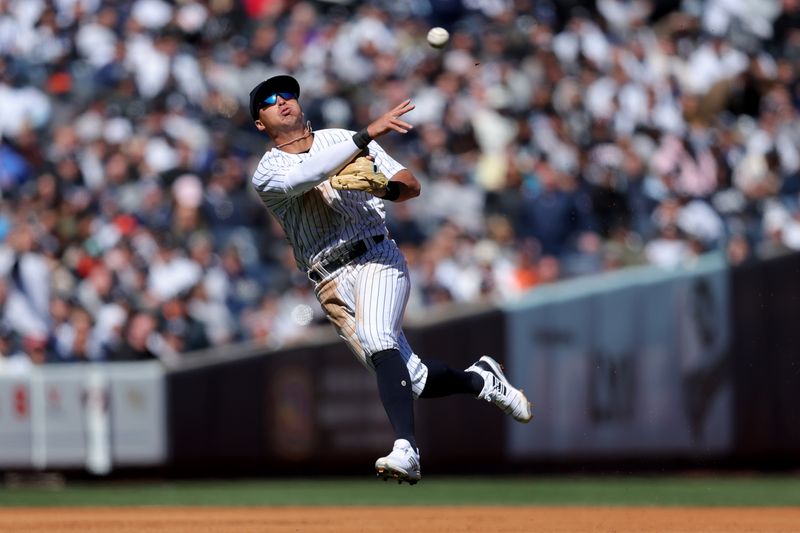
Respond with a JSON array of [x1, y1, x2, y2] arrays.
[[380, 181, 401, 201], [352, 128, 373, 149]]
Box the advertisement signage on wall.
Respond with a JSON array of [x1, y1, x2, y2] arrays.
[[0, 378, 32, 466], [505, 254, 732, 459], [0, 362, 166, 471], [108, 363, 167, 466]]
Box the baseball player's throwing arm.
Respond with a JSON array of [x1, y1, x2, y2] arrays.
[[278, 100, 418, 198], [366, 99, 415, 137], [365, 100, 420, 202]]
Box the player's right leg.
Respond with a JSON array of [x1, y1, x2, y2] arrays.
[[417, 357, 483, 397], [414, 352, 532, 423], [465, 356, 532, 423]]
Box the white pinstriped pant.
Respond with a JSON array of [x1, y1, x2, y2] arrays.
[[312, 238, 428, 398]]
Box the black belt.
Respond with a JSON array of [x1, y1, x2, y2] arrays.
[[308, 235, 385, 283]]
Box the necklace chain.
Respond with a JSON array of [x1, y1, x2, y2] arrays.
[[276, 121, 313, 149]]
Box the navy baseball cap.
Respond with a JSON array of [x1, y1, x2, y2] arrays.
[[249, 75, 300, 120]]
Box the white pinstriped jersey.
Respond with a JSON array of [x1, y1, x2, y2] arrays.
[[251, 128, 405, 271], [251, 127, 429, 394]]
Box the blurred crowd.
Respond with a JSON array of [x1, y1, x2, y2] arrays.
[[1, 0, 799, 370]]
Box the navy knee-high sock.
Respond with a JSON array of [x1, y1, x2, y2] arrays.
[[371, 349, 416, 450], [420, 358, 484, 398]]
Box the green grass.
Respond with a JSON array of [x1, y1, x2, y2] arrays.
[[2, 476, 799, 507]]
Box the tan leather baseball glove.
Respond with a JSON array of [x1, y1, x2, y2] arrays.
[[329, 156, 388, 193]]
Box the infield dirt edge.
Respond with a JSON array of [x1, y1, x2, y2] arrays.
[[1, 506, 798, 532]]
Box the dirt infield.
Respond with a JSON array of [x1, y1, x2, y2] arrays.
[[1, 507, 798, 532]]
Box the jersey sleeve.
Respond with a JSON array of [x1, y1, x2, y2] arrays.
[[368, 140, 406, 179], [253, 136, 363, 200], [251, 155, 294, 206]]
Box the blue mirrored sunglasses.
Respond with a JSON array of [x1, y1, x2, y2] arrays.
[[260, 92, 298, 108]]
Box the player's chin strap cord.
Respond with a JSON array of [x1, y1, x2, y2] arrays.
[[275, 120, 313, 149]]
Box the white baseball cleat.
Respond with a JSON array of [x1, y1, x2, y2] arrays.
[[375, 439, 421, 485], [466, 356, 533, 423]]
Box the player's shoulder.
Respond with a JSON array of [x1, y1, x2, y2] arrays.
[[252, 148, 292, 185], [313, 127, 357, 142], [317, 127, 356, 134]]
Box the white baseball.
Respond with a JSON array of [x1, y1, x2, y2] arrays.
[[426, 27, 449, 49]]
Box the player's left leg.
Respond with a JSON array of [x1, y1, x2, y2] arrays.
[[368, 346, 422, 484], [353, 242, 424, 484], [370, 348, 417, 451], [313, 263, 422, 484]]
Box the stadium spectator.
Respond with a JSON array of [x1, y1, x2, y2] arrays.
[[0, 0, 797, 361]]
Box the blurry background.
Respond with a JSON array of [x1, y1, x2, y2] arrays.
[[0, 0, 799, 477]]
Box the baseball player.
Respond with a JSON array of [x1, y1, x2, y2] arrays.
[[249, 75, 532, 485]]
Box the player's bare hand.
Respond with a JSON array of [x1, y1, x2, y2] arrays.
[[366, 99, 415, 138]]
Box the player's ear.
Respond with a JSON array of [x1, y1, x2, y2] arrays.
[[254, 120, 266, 132]]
